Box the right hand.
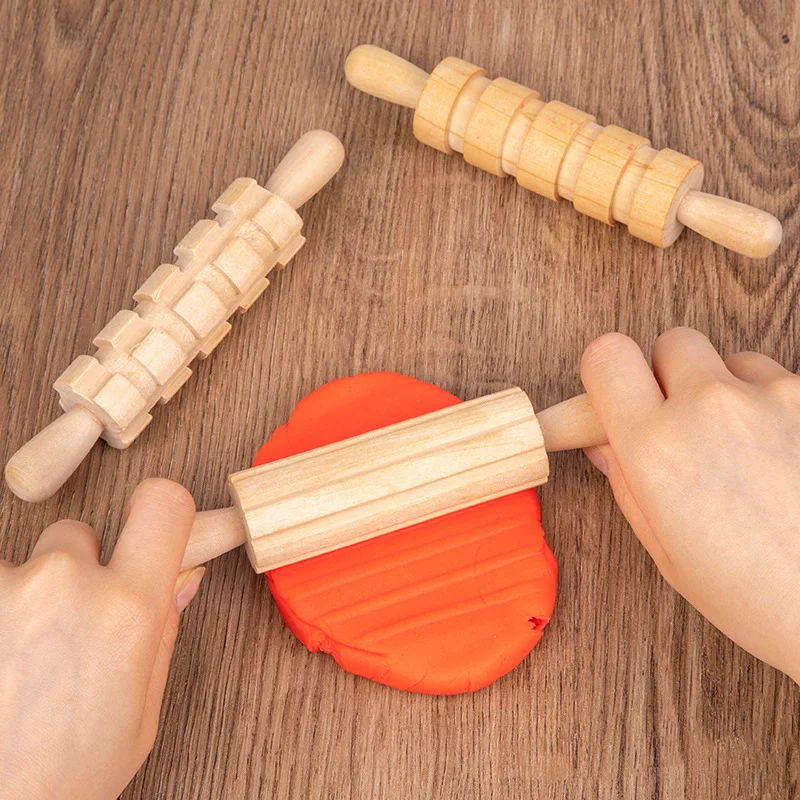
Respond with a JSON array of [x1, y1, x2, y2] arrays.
[[580, 327, 800, 683]]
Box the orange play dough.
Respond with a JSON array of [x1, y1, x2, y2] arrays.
[[254, 373, 558, 694]]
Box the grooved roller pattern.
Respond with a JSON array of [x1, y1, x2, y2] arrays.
[[54, 179, 305, 448], [412, 56, 705, 246]]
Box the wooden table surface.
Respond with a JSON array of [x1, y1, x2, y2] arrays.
[[2, 1, 798, 797]]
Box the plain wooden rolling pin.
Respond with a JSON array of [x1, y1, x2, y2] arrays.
[[181, 389, 605, 573], [344, 45, 782, 259], [5, 131, 345, 503]]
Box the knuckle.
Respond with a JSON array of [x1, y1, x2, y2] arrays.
[[684, 380, 759, 441], [653, 326, 697, 352], [766, 375, 800, 405], [42, 518, 95, 539], [581, 333, 635, 370], [691, 378, 746, 412], [725, 350, 760, 367], [116, 584, 160, 624], [24, 550, 84, 591], [135, 478, 195, 514]]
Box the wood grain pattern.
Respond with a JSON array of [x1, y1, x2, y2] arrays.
[[0, 0, 798, 797]]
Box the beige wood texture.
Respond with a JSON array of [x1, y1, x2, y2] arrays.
[[347, 45, 783, 257], [1, 2, 798, 798], [181, 507, 248, 573], [517, 101, 597, 201], [2, 406, 104, 503], [627, 148, 705, 246], [4, 132, 343, 502], [344, 44, 430, 109], [537, 393, 607, 453], [413, 57, 486, 153], [233, 388, 548, 571], [179, 390, 606, 573], [573, 126, 651, 224], [678, 191, 785, 258], [463, 78, 540, 176]]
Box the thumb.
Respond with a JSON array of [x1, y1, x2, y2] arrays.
[[583, 445, 672, 578], [139, 567, 205, 745]]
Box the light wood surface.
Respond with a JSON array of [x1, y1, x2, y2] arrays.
[[232, 387, 548, 570], [0, 2, 798, 798], [181, 389, 606, 572], [537, 393, 607, 453], [346, 45, 783, 257]]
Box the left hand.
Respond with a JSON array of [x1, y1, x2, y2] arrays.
[[0, 478, 202, 800]]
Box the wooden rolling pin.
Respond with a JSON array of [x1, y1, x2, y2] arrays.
[[5, 131, 345, 503], [345, 45, 782, 259], [180, 389, 605, 573]]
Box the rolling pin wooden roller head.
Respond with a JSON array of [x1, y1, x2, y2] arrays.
[[5, 131, 345, 503], [180, 389, 606, 573], [344, 45, 782, 259]]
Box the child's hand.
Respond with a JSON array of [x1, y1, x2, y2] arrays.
[[581, 328, 800, 683], [0, 478, 203, 800]]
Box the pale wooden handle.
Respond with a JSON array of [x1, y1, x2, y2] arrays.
[[344, 45, 429, 109], [677, 191, 782, 259], [537, 394, 607, 452], [4, 406, 104, 502], [265, 130, 345, 210], [180, 507, 247, 571]]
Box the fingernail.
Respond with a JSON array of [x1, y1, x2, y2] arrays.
[[175, 566, 205, 613], [584, 446, 609, 476]]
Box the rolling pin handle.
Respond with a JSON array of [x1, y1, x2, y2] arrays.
[[677, 190, 782, 259], [5, 406, 104, 502], [344, 45, 429, 109], [266, 130, 345, 210], [181, 507, 248, 571], [537, 394, 607, 453]]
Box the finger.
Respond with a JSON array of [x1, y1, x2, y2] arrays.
[[29, 519, 101, 564], [580, 333, 665, 449], [725, 351, 793, 385], [651, 328, 731, 396], [583, 445, 672, 578], [109, 479, 196, 610], [139, 567, 205, 746]]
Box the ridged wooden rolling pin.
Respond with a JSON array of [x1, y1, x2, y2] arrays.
[[180, 389, 605, 573], [5, 131, 345, 503], [345, 45, 782, 259]]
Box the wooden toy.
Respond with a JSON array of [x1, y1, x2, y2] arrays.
[[344, 45, 782, 259], [178, 372, 603, 694], [180, 384, 604, 573], [5, 131, 345, 503]]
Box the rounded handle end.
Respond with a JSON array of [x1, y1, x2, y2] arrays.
[[5, 407, 103, 503], [677, 191, 782, 259], [537, 394, 607, 453], [265, 130, 345, 210], [181, 507, 247, 571], [345, 45, 429, 109]]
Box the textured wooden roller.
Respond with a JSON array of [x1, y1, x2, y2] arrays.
[[179, 390, 607, 574], [56, 180, 304, 448], [5, 131, 345, 502], [345, 46, 782, 258]]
